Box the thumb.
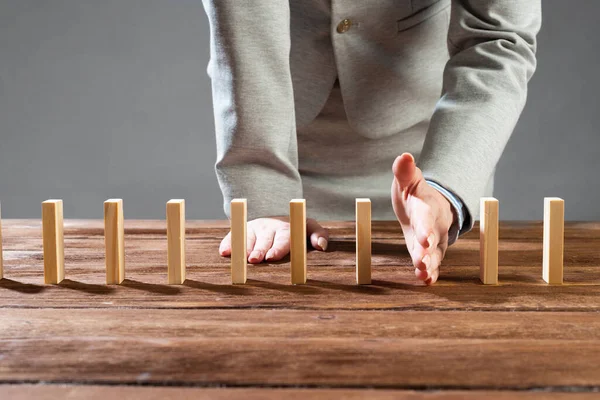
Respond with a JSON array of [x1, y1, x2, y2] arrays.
[[392, 153, 423, 194], [307, 218, 329, 251]]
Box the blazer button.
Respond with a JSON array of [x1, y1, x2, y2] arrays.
[[337, 19, 352, 33]]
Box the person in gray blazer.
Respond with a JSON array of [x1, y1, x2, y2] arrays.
[[202, 0, 541, 284]]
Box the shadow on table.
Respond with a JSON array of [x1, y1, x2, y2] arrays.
[[306, 279, 389, 295], [121, 278, 181, 295], [387, 278, 600, 307], [183, 279, 251, 295], [0, 278, 46, 294], [245, 279, 322, 294], [325, 240, 409, 257], [59, 278, 115, 295]]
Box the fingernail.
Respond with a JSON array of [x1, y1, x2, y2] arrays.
[[427, 234, 435, 248], [249, 250, 261, 262], [317, 237, 328, 251], [265, 250, 274, 261]]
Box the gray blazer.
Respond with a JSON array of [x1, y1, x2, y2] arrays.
[[202, 0, 541, 225]]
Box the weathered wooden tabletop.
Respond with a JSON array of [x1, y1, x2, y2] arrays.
[[1, 220, 600, 399]]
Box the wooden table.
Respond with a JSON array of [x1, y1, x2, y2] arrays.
[[1, 220, 600, 399]]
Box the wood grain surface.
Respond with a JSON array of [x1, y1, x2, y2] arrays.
[[2, 385, 599, 400], [1, 219, 599, 397]]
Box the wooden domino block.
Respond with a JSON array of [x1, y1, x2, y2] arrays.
[[42, 199, 65, 284], [356, 198, 371, 285], [480, 197, 499, 285], [543, 197, 564, 285], [290, 199, 307, 285], [104, 199, 125, 284], [167, 199, 186, 285], [230, 199, 247, 284], [0, 203, 3, 279]]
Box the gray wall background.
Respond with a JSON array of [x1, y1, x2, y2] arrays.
[[0, 0, 597, 221]]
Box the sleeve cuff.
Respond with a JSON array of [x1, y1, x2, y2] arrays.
[[425, 179, 471, 246]]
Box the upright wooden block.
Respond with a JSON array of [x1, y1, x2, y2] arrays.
[[0, 203, 3, 280], [543, 197, 564, 285], [167, 199, 186, 285], [356, 198, 372, 285], [290, 199, 307, 285], [480, 197, 499, 285], [230, 199, 247, 284], [42, 200, 65, 284], [104, 199, 125, 284]]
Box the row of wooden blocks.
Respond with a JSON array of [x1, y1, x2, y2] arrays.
[[0, 197, 565, 285], [231, 198, 374, 285], [480, 197, 565, 285]]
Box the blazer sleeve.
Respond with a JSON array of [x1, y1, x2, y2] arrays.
[[419, 0, 542, 227], [202, 0, 302, 219]]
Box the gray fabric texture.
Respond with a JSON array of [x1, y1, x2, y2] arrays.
[[202, 0, 541, 226]]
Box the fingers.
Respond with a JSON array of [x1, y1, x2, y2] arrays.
[[246, 229, 256, 258], [307, 218, 329, 251], [437, 230, 449, 260], [411, 223, 447, 284], [411, 244, 443, 285], [248, 229, 275, 264], [220, 226, 260, 261], [265, 227, 291, 262], [410, 243, 429, 281], [392, 153, 416, 188], [264, 218, 327, 262], [219, 231, 232, 256], [392, 153, 424, 196], [424, 247, 443, 285], [412, 209, 437, 250]]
